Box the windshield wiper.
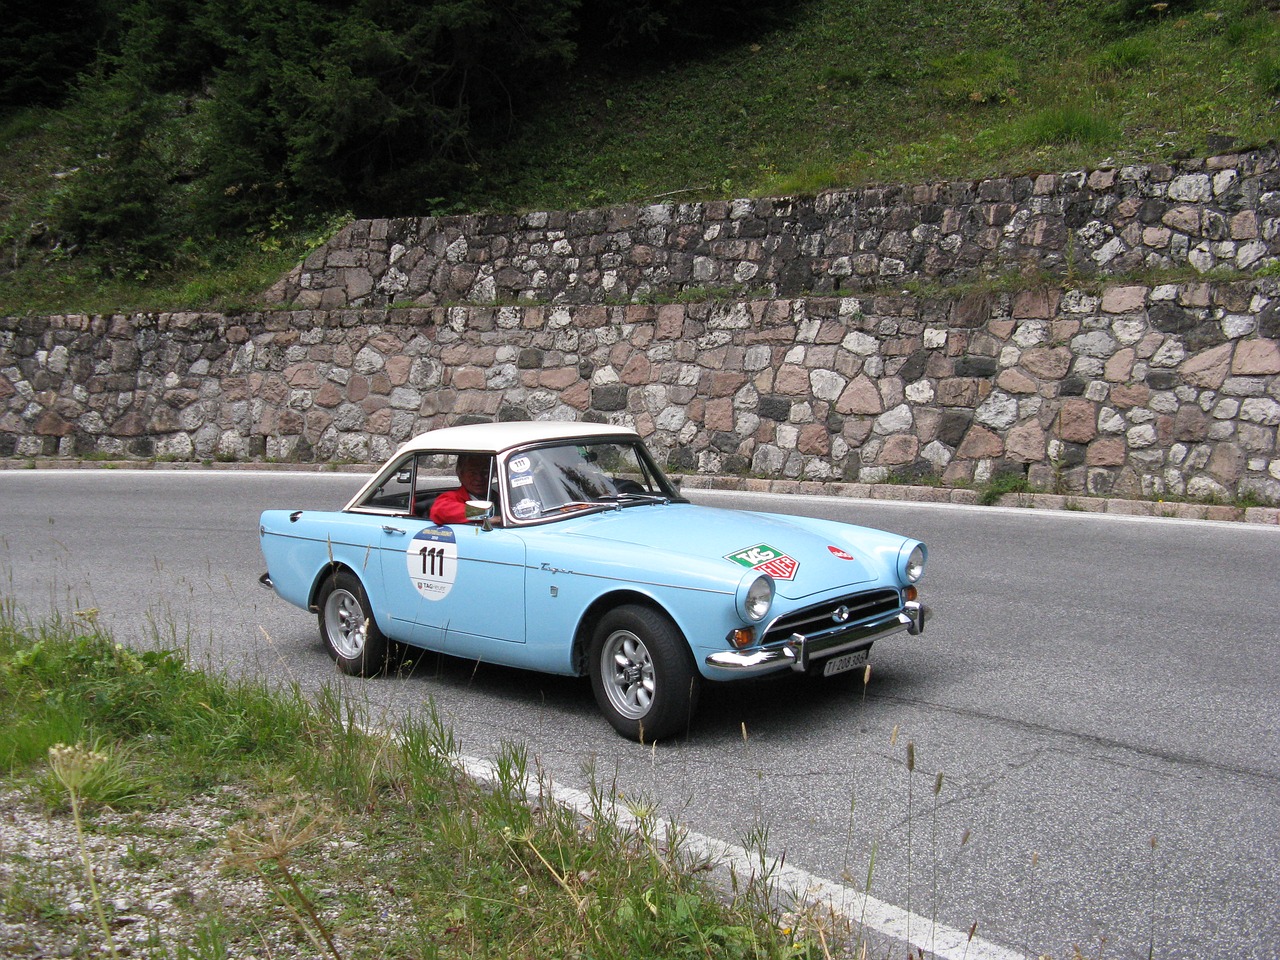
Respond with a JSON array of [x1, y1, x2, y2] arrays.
[[598, 492, 670, 508], [544, 500, 611, 517]]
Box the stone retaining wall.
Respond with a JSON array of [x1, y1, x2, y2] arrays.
[[268, 148, 1279, 309], [4, 279, 1278, 504]]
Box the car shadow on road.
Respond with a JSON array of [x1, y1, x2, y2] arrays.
[[385, 641, 595, 708], [375, 642, 939, 744]]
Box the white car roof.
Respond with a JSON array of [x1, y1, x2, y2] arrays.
[[398, 420, 640, 455]]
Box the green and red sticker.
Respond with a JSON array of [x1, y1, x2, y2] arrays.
[[726, 543, 799, 581]]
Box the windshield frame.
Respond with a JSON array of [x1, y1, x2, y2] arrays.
[[499, 436, 685, 527]]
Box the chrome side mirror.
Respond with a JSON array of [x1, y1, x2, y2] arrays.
[[466, 499, 495, 531]]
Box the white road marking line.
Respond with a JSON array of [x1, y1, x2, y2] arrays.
[[458, 753, 1024, 960]]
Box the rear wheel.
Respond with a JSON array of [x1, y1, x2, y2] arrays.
[[316, 571, 389, 676], [589, 605, 700, 742]]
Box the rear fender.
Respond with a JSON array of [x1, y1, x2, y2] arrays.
[[307, 561, 348, 612], [259, 509, 382, 614]]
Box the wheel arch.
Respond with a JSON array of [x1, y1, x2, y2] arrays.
[[308, 561, 360, 613], [571, 589, 684, 676]]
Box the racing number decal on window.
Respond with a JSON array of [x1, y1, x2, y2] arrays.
[[406, 527, 458, 600]]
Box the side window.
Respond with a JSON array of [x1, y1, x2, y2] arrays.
[[504, 451, 540, 520], [354, 453, 457, 515], [412, 453, 462, 517], [356, 455, 415, 513]]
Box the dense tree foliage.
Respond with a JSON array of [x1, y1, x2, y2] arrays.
[[0, 1, 124, 107], [2, 0, 801, 273]]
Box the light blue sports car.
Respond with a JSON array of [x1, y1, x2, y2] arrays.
[[259, 421, 928, 741]]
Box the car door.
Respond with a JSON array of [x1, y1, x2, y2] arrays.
[[399, 522, 528, 662], [372, 518, 436, 645]]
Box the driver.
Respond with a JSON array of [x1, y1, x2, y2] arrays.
[[429, 453, 498, 525]]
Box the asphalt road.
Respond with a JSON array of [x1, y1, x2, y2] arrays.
[[1, 469, 1277, 960]]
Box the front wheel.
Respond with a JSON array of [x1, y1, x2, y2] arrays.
[[316, 570, 389, 676], [589, 605, 700, 742]]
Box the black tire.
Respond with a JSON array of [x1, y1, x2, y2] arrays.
[[316, 570, 389, 676], [588, 605, 700, 742]]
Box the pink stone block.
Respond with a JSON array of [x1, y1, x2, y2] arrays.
[[1232, 339, 1280, 376], [1101, 285, 1147, 314]]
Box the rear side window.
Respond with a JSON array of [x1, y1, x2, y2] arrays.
[[352, 452, 459, 516]]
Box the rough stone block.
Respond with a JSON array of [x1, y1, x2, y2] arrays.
[[1109, 383, 1151, 408], [1179, 342, 1234, 388], [1101, 285, 1147, 314], [1057, 398, 1098, 443], [1232, 339, 1280, 376], [956, 425, 1004, 459]]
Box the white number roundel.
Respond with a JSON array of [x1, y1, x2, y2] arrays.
[[406, 528, 458, 601]]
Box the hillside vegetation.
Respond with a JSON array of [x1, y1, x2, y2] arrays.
[[1, 0, 1278, 317]]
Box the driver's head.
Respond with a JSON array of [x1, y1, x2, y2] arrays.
[[455, 453, 491, 499]]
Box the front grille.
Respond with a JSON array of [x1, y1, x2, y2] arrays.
[[761, 589, 902, 647]]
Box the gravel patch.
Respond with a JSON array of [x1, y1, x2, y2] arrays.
[[0, 786, 392, 960]]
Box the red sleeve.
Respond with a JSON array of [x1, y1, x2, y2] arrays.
[[429, 488, 471, 525]]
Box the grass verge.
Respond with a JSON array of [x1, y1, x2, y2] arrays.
[[0, 604, 832, 960]]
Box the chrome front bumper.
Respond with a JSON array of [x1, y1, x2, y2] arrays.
[[706, 601, 927, 674]]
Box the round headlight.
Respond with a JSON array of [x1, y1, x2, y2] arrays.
[[904, 544, 926, 583], [740, 573, 774, 622]]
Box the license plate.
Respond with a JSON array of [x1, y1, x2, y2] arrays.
[[821, 648, 869, 677]]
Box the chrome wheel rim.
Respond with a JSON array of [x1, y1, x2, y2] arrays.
[[601, 629, 654, 720], [325, 588, 367, 659]]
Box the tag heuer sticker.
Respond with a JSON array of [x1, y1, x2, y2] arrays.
[[726, 543, 799, 580]]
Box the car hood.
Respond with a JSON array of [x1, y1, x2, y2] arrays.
[[555, 503, 911, 600]]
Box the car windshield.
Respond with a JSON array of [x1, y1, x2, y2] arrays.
[[503, 439, 680, 522]]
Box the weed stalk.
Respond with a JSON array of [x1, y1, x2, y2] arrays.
[[931, 770, 944, 958], [905, 740, 915, 945], [225, 805, 343, 960], [48, 743, 120, 960]]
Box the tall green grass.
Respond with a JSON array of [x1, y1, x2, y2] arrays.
[[0, 606, 829, 959]]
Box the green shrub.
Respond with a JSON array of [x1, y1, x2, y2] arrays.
[[1090, 35, 1159, 76], [979, 470, 1032, 505], [1014, 106, 1121, 147], [50, 83, 203, 276], [928, 50, 1022, 105], [1257, 54, 1280, 96]]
